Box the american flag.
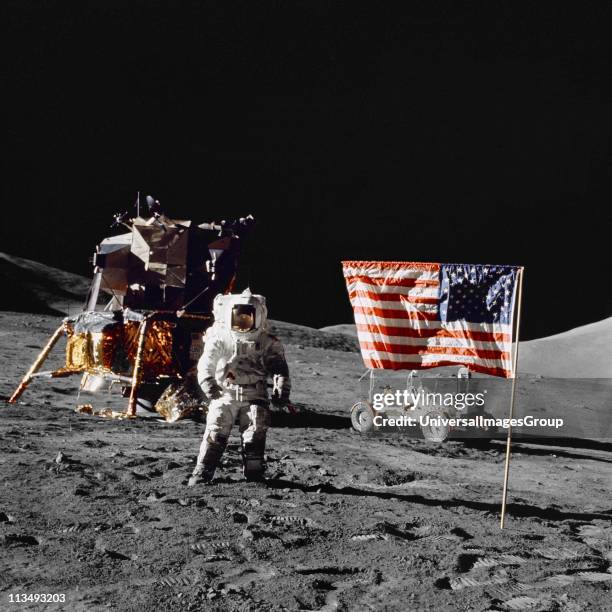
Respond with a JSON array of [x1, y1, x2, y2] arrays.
[[342, 261, 521, 378]]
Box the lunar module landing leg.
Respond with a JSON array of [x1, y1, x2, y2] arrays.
[[8, 324, 68, 404], [6, 321, 150, 418]]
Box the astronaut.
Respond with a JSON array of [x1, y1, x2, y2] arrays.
[[188, 289, 290, 486]]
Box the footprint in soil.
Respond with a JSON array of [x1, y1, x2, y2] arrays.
[[59, 523, 90, 533], [157, 575, 201, 587], [412, 526, 473, 543], [435, 571, 511, 591], [573, 522, 612, 550], [294, 566, 361, 576]]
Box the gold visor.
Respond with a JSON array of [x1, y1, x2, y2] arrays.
[[231, 305, 256, 332]]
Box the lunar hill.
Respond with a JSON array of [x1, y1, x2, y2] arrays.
[[0, 252, 359, 354], [0, 252, 90, 317]]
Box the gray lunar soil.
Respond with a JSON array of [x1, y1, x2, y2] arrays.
[[0, 259, 611, 611]]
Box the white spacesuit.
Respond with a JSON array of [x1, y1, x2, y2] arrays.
[[188, 289, 290, 485]]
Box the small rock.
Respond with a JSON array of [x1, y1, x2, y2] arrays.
[[146, 491, 165, 502], [55, 451, 67, 464], [242, 528, 255, 541]]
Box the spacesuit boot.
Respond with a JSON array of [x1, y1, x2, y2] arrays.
[[188, 433, 228, 486], [242, 434, 267, 482]]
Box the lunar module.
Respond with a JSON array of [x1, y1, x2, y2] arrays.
[[8, 196, 254, 420]]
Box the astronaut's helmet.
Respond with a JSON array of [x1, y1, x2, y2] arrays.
[[212, 288, 267, 340]]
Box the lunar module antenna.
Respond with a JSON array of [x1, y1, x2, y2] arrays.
[[111, 211, 131, 230], [146, 195, 167, 231], [198, 214, 255, 237]]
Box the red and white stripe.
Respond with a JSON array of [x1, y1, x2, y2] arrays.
[[342, 260, 515, 378]]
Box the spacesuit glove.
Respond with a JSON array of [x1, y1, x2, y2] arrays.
[[202, 377, 223, 400]]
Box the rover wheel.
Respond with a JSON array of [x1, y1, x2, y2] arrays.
[[350, 401, 374, 433], [420, 410, 449, 442]]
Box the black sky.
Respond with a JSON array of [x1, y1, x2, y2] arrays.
[[4, 2, 611, 339]]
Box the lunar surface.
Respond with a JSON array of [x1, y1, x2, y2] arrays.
[[1, 256, 611, 611]]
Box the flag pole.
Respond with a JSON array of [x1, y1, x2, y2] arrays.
[[500, 266, 525, 529]]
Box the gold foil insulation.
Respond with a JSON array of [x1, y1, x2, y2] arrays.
[[64, 320, 176, 379]]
